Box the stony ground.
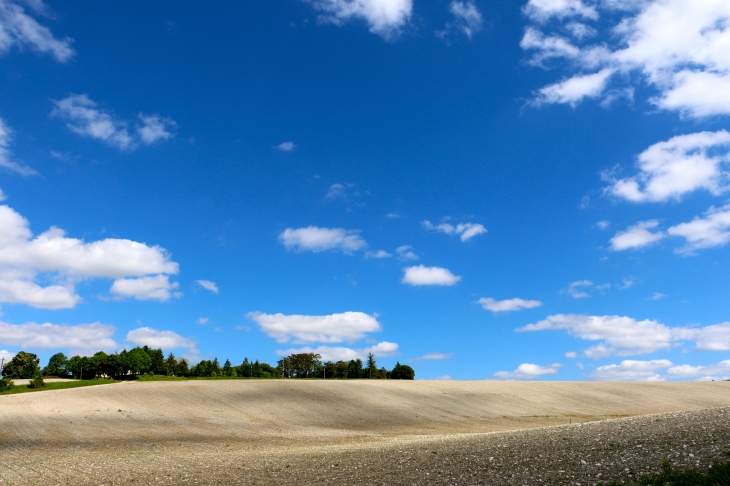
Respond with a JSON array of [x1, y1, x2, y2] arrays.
[[1, 381, 729, 485]]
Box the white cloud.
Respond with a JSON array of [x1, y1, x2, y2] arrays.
[[249, 311, 382, 344], [478, 297, 542, 312], [595, 220, 610, 230], [110, 275, 180, 302], [279, 226, 367, 254], [136, 114, 176, 145], [648, 292, 666, 300], [519, 314, 678, 358], [276, 141, 296, 151], [521, 0, 730, 117], [692, 322, 730, 351], [277, 341, 399, 361], [533, 68, 615, 107], [610, 220, 665, 250], [395, 245, 418, 261], [0, 320, 117, 355], [126, 327, 197, 352], [591, 359, 672, 381], [0, 204, 178, 309], [668, 204, 730, 254], [0, 0, 74, 62], [523, 0, 597, 22], [608, 131, 730, 203], [0, 348, 13, 364], [402, 265, 461, 286], [430, 374, 454, 380], [196, 279, 219, 294], [411, 352, 453, 360], [0, 117, 37, 176], [565, 351, 578, 358], [440, 0, 483, 39], [667, 360, 730, 380], [51, 94, 176, 150], [494, 362, 562, 380], [306, 0, 412, 38], [365, 249, 392, 259], [619, 277, 636, 289], [566, 279, 593, 298], [197, 317, 209, 325], [423, 220, 487, 241]]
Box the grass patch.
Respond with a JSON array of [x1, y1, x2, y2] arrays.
[[0, 378, 118, 395], [602, 459, 730, 485]]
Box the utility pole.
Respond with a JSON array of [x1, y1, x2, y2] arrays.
[[0, 357, 5, 375]]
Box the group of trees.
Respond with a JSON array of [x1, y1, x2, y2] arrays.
[[277, 352, 415, 380], [1, 348, 415, 383]]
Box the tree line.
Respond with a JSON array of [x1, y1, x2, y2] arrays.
[[1, 348, 414, 389], [277, 352, 415, 379]]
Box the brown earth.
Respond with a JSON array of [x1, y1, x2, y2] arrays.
[[1, 379, 729, 485]]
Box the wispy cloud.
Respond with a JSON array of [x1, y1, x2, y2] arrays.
[[402, 265, 461, 286], [279, 226, 367, 254]]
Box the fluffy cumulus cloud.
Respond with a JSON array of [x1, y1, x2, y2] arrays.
[[521, 0, 730, 118], [402, 265, 461, 286], [610, 220, 665, 251], [478, 297, 542, 312], [494, 362, 562, 380], [591, 359, 672, 381], [277, 341, 399, 361], [126, 327, 198, 357], [0, 0, 74, 62], [249, 311, 382, 344], [0, 320, 117, 355], [0, 118, 37, 176], [279, 226, 367, 254], [667, 204, 730, 254], [518, 313, 730, 358], [0, 203, 179, 309], [51, 94, 176, 150], [533, 68, 615, 107], [608, 131, 730, 203], [423, 220, 487, 242], [196, 279, 219, 294], [592, 358, 730, 381], [692, 322, 730, 351], [110, 275, 180, 302], [306, 0, 412, 38], [667, 360, 730, 381]]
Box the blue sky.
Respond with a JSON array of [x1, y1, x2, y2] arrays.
[[0, 0, 729, 381]]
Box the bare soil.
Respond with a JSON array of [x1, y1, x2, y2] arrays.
[[0, 380, 728, 484]]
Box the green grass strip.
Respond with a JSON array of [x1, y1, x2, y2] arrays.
[[0, 378, 118, 395]]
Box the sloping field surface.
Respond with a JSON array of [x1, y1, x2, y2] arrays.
[[1, 380, 728, 450]]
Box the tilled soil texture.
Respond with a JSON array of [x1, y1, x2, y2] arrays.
[[1, 380, 729, 485]]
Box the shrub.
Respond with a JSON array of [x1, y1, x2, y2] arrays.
[[0, 377, 14, 392], [28, 371, 45, 389]]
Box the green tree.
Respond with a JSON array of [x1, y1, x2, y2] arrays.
[[127, 347, 152, 375], [347, 359, 363, 379], [175, 358, 189, 377], [42, 352, 69, 377], [1, 351, 40, 379], [390, 362, 415, 380], [165, 352, 177, 376], [366, 352, 377, 379], [143, 346, 165, 375], [223, 359, 232, 377]]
